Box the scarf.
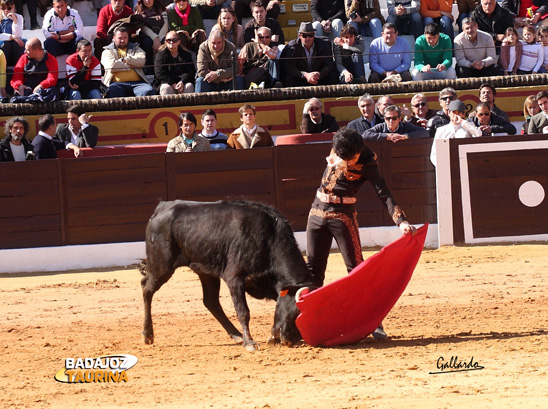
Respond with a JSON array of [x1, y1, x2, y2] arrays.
[[183, 134, 196, 146], [175, 3, 190, 26]]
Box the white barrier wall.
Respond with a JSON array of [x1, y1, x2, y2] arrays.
[[0, 225, 438, 274]]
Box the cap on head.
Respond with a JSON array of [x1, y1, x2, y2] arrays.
[[448, 99, 466, 113]]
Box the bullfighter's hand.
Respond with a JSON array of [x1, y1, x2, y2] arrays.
[[399, 221, 416, 235]]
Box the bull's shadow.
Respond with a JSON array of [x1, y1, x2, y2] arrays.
[[319, 329, 547, 350]]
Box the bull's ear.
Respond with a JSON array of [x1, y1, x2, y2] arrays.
[[279, 289, 289, 297]]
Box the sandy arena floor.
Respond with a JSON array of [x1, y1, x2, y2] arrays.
[[1, 244, 548, 408]]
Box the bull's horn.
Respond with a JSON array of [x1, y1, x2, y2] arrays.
[[295, 287, 310, 302]]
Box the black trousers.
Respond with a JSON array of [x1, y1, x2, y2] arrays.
[[306, 206, 363, 286], [456, 64, 504, 78]]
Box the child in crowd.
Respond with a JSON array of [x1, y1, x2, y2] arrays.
[[537, 25, 548, 73], [214, 7, 245, 49], [500, 27, 521, 75], [518, 25, 544, 74], [522, 95, 540, 134]]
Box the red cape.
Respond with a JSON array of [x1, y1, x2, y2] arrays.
[[296, 224, 428, 347]]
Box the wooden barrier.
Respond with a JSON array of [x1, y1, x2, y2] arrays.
[[435, 134, 548, 244], [0, 139, 436, 250]]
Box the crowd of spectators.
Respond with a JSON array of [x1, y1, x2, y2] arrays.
[[3, 85, 543, 164], [2, 0, 548, 100]]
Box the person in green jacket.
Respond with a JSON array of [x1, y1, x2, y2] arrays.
[[166, 0, 206, 52], [411, 22, 456, 81]]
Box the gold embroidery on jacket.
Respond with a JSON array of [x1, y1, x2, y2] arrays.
[[392, 205, 406, 224], [345, 162, 363, 181], [323, 167, 343, 193]]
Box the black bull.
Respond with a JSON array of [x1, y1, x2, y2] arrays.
[[141, 200, 318, 351]]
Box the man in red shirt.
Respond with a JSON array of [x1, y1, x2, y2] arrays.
[[11, 38, 58, 97], [93, 0, 134, 59], [66, 39, 103, 100]]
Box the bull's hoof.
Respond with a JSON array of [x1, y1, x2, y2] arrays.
[[143, 331, 154, 345], [266, 335, 280, 345], [244, 342, 259, 352], [231, 334, 244, 344]]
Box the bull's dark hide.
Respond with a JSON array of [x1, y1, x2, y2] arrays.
[[141, 200, 317, 351]]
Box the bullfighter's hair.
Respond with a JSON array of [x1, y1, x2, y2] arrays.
[[332, 128, 364, 161]]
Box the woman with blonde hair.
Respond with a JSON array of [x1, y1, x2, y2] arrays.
[[522, 95, 540, 134], [214, 7, 244, 49]]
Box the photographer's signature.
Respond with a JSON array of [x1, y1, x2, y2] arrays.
[[429, 356, 485, 374]]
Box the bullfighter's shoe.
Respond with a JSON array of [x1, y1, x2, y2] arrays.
[[372, 325, 387, 339]]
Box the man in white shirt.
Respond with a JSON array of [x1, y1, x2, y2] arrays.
[[32, 114, 81, 160], [42, 0, 84, 58], [430, 99, 481, 166], [55, 105, 99, 148]]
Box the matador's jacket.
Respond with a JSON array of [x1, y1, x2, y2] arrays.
[[306, 144, 408, 284], [311, 145, 406, 223]]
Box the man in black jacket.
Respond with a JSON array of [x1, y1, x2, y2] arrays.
[[363, 105, 429, 142], [311, 0, 346, 39], [347, 94, 383, 133], [471, 0, 513, 48], [281, 22, 338, 87], [55, 105, 99, 148], [300, 98, 340, 133], [467, 102, 517, 135], [426, 87, 458, 138], [0, 117, 35, 162], [32, 114, 81, 160], [243, 0, 284, 46]]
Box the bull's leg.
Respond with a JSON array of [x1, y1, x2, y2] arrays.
[[141, 267, 175, 345], [225, 280, 257, 352], [197, 274, 244, 344]]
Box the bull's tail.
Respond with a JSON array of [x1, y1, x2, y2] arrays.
[[138, 259, 148, 276]]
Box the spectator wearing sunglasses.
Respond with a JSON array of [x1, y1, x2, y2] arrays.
[[154, 30, 196, 94], [0, 0, 24, 67], [426, 87, 457, 137], [300, 97, 339, 134], [405, 93, 437, 128], [467, 102, 516, 136], [280, 22, 337, 87], [362, 104, 428, 142], [239, 26, 281, 88]]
